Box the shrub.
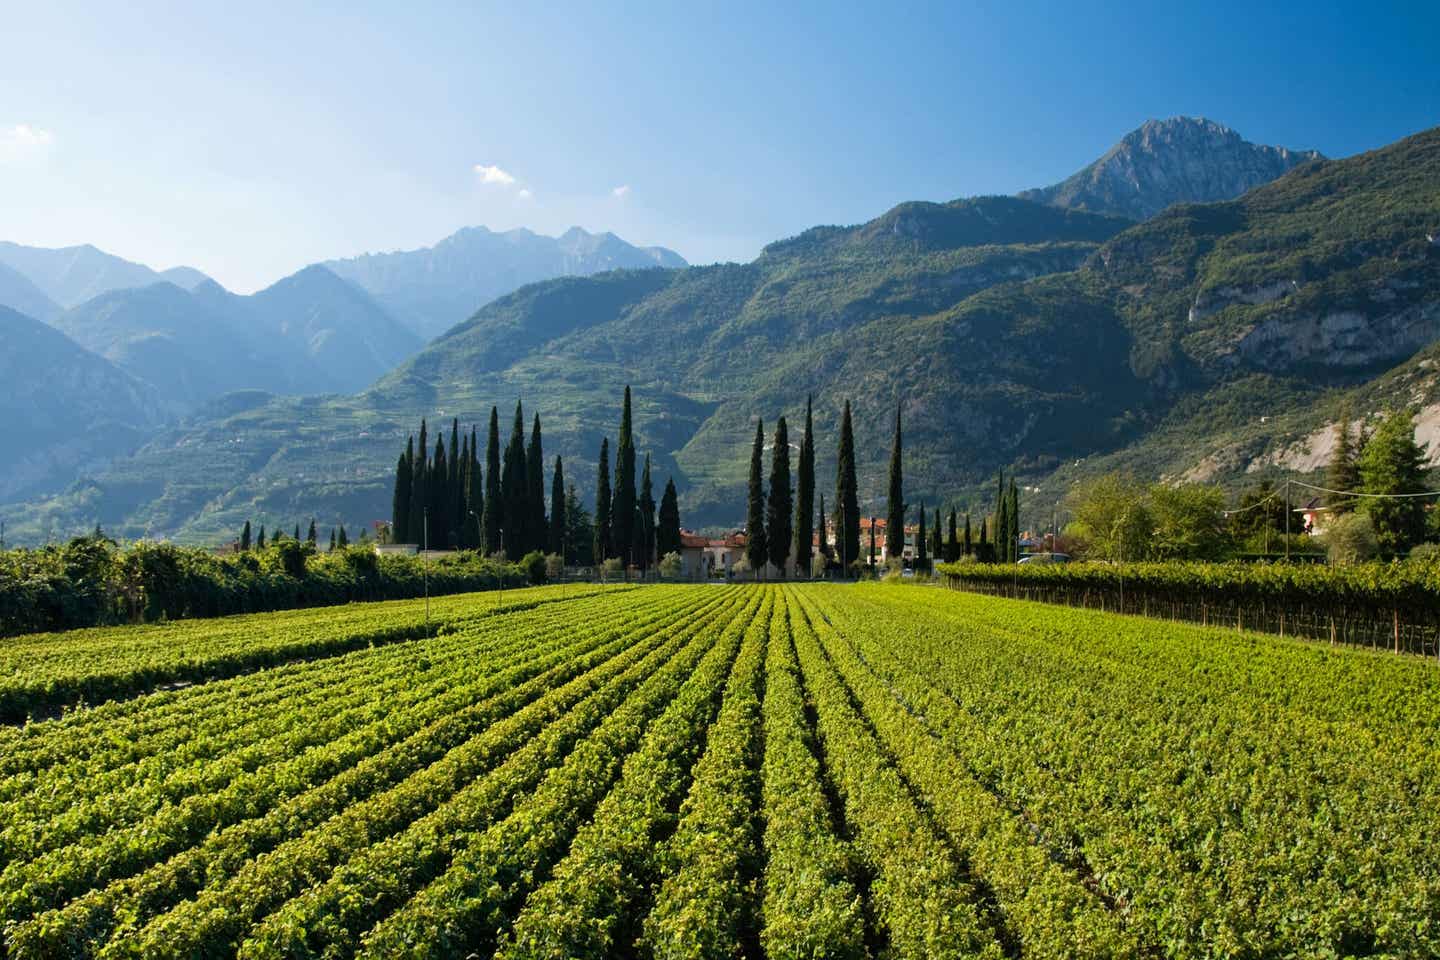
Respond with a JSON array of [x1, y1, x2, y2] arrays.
[[1322, 513, 1379, 566]]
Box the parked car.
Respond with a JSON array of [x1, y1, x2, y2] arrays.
[[1017, 552, 1071, 564]]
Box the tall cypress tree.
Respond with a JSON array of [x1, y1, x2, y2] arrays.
[[329, 528, 336, 551], [293, 523, 300, 542], [612, 386, 637, 565], [467, 427, 483, 549], [885, 403, 904, 562], [409, 419, 428, 548], [338, 525, 348, 547], [240, 520, 252, 552], [638, 454, 656, 572], [932, 508, 942, 570], [658, 477, 681, 559], [257, 525, 266, 549], [766, 416, 792, 576], [1326, 404, 1361, 514], [306, 519, 317, 544], [793, 395, 815, 576], [525, 414, 545, 553], [392, 439, 412, 543], [994, 472, 1009, 565], [482, 408, 502, 554], [915, 501, 928, 570], [594, 437, 612, 562], [946, 509, 957, 562], [745, 419, 768, 577], [549, 455, 567, 557], [501, 402, 527, 560], [817, 494, 829, 563], [449, 419, 461, 543], [1007, 479, 1020, 562], [964, 513, 972, 557], [836, 400, 860, 573], [457, 434, 472, 548], [430, 436, 448, 551]]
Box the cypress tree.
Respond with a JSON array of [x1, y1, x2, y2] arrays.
[[467, 427, 483, 549], [338, 525, 348, 548], [1326, 404, 1361, 514], [501, 402, 526, 560], [293, 523, 300, 542], [526, 414, 545, 554], [430, 436, 448, 551], [638, 454, 656, 572], [978, 516, 986, 549], [449, 418, 461, 543], [994, 472, 1009, 564], [257, 525, 266, 549], [767, 416, 793, 576], [817, 494, 829, 563], [392, 439, 412, 543], [549, 455, 567, 557], [240, 521, 252, 552], [595, 437, 612, 562], [612, 386, 637, 565], [1008, 479, 1020, 562], [963, 513, 972, 557], [454, 430, 468, 547], [793, 395, 815, 576], [745, 419, 768, 577], [482, 407, 502, 554], [915, 501, 928, 570], [947, 509, 958, 563], [885, 403, 904, 562], [566, 483, 593, 566], [409, 419, 428, 548], [306, 519, 317, 544], [329, 528, 336, 551], [836, 400, 860, 573], [658, 477, 681, 559], [932, 508, 942, 570]]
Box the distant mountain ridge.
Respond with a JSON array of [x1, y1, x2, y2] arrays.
[[0, 241, 214, 309], [0, 306, 166, 501], [1020, 116, 1324, 221], [324, 225, 687, 338]]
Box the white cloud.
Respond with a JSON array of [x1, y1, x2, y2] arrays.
[[517, 187, 533, 200], [473, 163, 517, 186], [611, 184, 631, 198], [0, 124, 54, 163]]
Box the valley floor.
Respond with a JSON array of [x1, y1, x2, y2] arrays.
[[0, 583, 1435, 958]]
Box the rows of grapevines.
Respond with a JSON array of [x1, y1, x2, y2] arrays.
[[0, 586, 719, 958], [0, 584, 626, 720], [819, 584, 1440, 957]]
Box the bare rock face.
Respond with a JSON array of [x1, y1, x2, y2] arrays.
[[1021, 117, 1324, 221]]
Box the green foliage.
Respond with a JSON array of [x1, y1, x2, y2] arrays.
[[1149, 483, 1232, 561], [1064, 473, 1154, 561], [746, 419, 768, 574], [1358, 408, 1429, 554], [520, 550, 548, 585], [766, 417, 792, 574], [1322, 512, 1379, 566]]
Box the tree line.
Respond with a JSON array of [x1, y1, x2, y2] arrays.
[[390, 387, 683, 570]]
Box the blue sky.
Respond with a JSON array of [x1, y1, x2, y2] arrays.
[[1, 0, 1435, 292]]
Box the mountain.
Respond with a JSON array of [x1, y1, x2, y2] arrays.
[[324, 225, 688, 338], [1020, 116, 1324, 221], [0, 240, 216, 308], [5, 124, 1436, 546], [52, 268, 422, 411], [0, 261, 61, 323], [0, 306, 167, 502]]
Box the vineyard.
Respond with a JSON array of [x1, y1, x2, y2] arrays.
[[1, 582, 1437, 958]]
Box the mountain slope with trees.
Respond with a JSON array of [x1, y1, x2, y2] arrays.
[[5, 123, 1436, 545]]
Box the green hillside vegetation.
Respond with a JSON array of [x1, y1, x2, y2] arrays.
[[5, 128, 1439, 544]]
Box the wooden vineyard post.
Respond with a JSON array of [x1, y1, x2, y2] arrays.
[[1237, 607, 1242, 633], [1395, 608, 1400, 655], [1330, 615, 1336, 646], [1279, 609, 1285, 639]]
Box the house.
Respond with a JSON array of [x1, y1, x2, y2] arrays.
[[822, 516, 921, 566], [676, 529, 748, 579], [1298, 498, 1330, 536]]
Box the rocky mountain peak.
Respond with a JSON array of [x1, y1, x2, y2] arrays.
[[1020, 116, 1325, 221]]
